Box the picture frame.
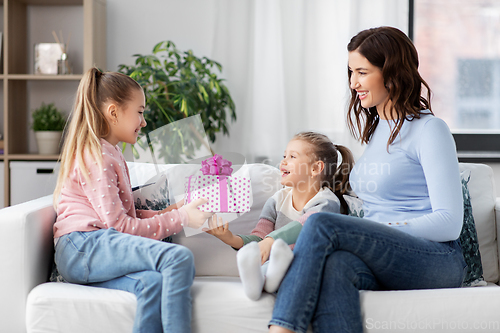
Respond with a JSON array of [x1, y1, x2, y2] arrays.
[[34, 43, 64, 75]]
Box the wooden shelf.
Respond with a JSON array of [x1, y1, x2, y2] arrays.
[[7, 74, 83, 80], [18, 0, 82, 5], [7, 154, 61, 160], [1, 0, 107, 207]]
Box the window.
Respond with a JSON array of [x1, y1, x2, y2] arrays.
[[412, 0, 500, 161]]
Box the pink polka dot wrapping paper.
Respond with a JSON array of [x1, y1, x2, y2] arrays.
[[184, 175, 252, 213]]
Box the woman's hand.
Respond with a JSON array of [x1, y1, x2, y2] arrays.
[[259, 237, 274, 264], [204, 215, 244, 249]]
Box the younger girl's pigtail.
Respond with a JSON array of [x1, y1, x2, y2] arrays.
[[333, 144, 355, 214], [333, 144, 354, 195]]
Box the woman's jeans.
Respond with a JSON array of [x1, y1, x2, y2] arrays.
[[269, 213, 467, 333], [55, 228, 195, 333]]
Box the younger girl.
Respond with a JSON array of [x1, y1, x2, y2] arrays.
[[205, 132, 354, 300], [53, 68, 212, 333]]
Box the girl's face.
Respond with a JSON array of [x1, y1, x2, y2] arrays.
[[105, 89, 147, 146], [280, 139, 317, 189], [348, 50, 392, 119]]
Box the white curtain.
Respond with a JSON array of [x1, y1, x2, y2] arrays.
[[209, 0, 409, 166]]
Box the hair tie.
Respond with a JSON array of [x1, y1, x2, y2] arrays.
[[94, 68, 103, 79]]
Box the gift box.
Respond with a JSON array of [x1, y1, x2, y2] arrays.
[[184, 154, 251, 213]]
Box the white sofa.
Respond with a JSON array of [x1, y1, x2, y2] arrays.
[[2, 162, 500, 333]]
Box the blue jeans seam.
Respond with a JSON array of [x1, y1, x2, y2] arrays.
[[333, 228, 457, 256], [269, 319, 306, 333]]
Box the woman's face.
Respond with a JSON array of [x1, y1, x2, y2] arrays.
[[348, 50, 392, 119]]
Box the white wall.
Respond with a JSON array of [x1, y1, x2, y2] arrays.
[[106, 0, 408, 164], [107, 0, 218, 74]]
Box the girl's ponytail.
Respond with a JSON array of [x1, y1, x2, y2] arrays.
[[332, 144, 355, 214], [292, 132, 355, 214], [333, 144, 354, 195]]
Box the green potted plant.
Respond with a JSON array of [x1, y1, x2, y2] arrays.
[[118, 41, 236, 161], [31, 102, 66, 155]]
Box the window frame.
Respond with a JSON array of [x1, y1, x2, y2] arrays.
[[409, 0, 500, 163]]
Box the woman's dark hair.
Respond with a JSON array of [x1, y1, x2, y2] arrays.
[[293, 132, 355, 214], [346, 26, 433, 147]]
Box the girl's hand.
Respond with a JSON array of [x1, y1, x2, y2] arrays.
[[259, 237, 274, 264], [181, 198, 213, 229], [204, 215, 233, 242], [203, 215, 244, 249]]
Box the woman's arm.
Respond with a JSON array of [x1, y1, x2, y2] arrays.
[[400, 117, 463, 241]]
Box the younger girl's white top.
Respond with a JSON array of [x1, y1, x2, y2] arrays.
[[349, 113, 463, 242]]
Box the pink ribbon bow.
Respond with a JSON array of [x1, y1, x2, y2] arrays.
[[200, 154, 233, 176]]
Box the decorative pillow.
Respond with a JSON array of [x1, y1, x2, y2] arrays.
[[344, 195, 364, 218], [459, 172, 486, 287], [345, 172, 485, 287], [133, 172, 173, 243], [133, 173, 170, 211], [49, 260, 66, 283]]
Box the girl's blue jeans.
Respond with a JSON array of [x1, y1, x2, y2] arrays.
[[55, 228, 195, 333], [269, 212, 467, 333]]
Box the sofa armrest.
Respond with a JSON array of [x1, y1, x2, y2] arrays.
[[0, 195, 56, 333], [496, 197, 500, 223], [496, 197, 500, 284]]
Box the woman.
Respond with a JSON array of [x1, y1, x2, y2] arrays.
[[268, 26, 466, 333]]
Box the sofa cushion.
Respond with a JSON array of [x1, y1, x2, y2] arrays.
[[26, 277, 277, 333], [361, 283, 500, 332], [26, 282, 136, 333], [27, 279, 500, 333]]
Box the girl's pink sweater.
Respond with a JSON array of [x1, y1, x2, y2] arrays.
[[54, 139, 188, 239]]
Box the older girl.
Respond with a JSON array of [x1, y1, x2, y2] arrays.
[[53, 68, 211, 333]]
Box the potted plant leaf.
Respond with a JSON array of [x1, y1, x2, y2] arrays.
[[31, 102, 66, 155], [118, 41, 236, 161]]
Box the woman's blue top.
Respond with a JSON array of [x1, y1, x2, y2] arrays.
[[349, 112, 463, 242]]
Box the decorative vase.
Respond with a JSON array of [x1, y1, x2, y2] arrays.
[[35, 131, 63, 155]]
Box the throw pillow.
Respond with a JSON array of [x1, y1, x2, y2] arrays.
[[49, 259, 66, 283], [133, 172, 173, 243], [133, 173, 170, 211], [459, 172, 486, 287], [344, 195, 364, 218]]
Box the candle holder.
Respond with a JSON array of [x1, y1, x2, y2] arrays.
[[57, 52, 71, 75]]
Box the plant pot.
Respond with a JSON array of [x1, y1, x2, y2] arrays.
[[35, 131, 63, 155]]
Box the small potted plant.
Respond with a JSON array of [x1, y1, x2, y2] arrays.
[[31, 102, 66, 155]]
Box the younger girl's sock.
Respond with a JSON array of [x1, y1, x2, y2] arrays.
[[264, 238, 294, 293], [237, 242, 264, 301]]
